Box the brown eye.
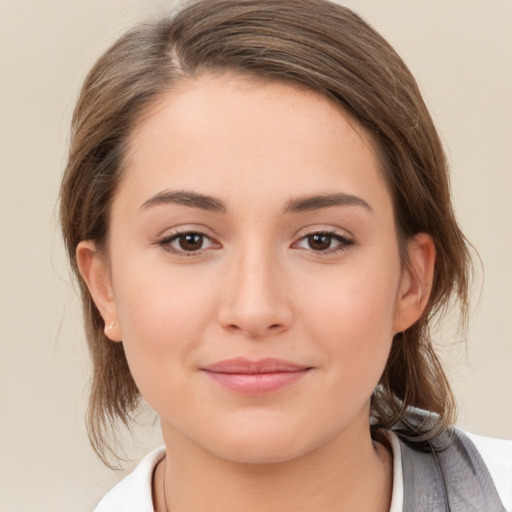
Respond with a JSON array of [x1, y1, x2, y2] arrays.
[[177, 233, 204, 251], [307, 233, 333, 251], [294, 231, 353, 254], [158, 230, 220, 255]]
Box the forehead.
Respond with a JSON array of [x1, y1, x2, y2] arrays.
[[119, 73, 390, 214]]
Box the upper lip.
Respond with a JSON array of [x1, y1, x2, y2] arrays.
[[202, 358, 311, 374]]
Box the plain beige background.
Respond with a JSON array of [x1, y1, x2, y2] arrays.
[[1, 0, 511, 510]]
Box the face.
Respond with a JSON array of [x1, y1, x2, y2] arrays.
[[79, 74, 432, 464]]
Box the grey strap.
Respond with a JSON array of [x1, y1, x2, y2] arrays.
[[398, 429, 506, 511]]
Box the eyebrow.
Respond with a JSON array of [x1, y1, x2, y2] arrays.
[[283, 193, 372, 213], [140, 190, 227, 212], [140, 190, 372, 214]]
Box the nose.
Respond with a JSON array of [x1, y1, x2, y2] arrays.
[[217, 245, 293, 338]]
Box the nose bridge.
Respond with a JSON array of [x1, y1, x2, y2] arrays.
[[218, 238, 292, 337]]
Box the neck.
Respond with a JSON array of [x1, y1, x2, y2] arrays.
[[153, 421, 393, 512]]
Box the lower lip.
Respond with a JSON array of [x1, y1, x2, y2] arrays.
[[203, 370, 310, 394]]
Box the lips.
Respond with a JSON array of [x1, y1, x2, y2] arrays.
[[201, 358, 311, 394]]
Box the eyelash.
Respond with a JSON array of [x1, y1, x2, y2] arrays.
[[156, 230, 354, 256]]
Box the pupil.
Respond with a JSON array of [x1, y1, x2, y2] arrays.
[[179, 233, 203, 251], [309, 234, 331, 250]]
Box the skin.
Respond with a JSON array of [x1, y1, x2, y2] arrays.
[[78, 74, 435, 512]]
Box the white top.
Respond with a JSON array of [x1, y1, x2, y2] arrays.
[[94, 431, 512, 512]]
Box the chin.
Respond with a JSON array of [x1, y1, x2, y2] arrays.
[[208, 433, 312, 465], [194, 414, 339, 466]]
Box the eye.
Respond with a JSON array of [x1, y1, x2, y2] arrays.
[[158, 231, 218, 254], [294, 231, 353, 253]]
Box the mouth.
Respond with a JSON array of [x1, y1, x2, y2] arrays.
[[201, 358, 312, 394]]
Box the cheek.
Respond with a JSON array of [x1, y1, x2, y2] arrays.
[[301, 260, 399, 331], [111, 261, 218, 395], [299, 261, 399, 383]]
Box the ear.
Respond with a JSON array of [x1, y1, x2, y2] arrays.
[[76, 241, 122, 342], [393, 233, 436, 334]]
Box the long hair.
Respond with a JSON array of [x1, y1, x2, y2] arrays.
[[60, 0, 472, 467]]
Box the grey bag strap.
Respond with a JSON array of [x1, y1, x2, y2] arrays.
[[398, 429, 506, 511]]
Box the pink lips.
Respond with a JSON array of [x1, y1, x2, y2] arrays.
[[201, 358, 311, 395]]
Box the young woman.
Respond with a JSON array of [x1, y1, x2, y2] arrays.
[[59, 0, 512, 510]]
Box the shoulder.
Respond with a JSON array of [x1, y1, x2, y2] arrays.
[[93, 446, 166, 512], [406, 427, 512, 511], [464, 430, 512, 511], [386, 409, 512, 512]]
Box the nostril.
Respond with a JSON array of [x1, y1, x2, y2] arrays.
[[225, 322, 283, 336]]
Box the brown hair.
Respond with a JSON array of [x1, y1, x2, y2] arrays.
[[60, 0, 472, 467]]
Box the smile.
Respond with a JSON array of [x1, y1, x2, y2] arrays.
[[201, 358, 312, 394]]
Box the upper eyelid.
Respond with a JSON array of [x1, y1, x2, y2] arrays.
[[293, 225, 354, 240], [157, 224, 218, 239]]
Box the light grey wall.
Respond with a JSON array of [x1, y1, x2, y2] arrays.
[[1, 1, 511, 510]]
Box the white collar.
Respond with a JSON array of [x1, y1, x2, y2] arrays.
[[94, 446, 166, 511], [383, 430, 404, 512]]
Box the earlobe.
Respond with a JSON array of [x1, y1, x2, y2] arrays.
[[76, 241, 122, 342], [393, 233, 436, 334]]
